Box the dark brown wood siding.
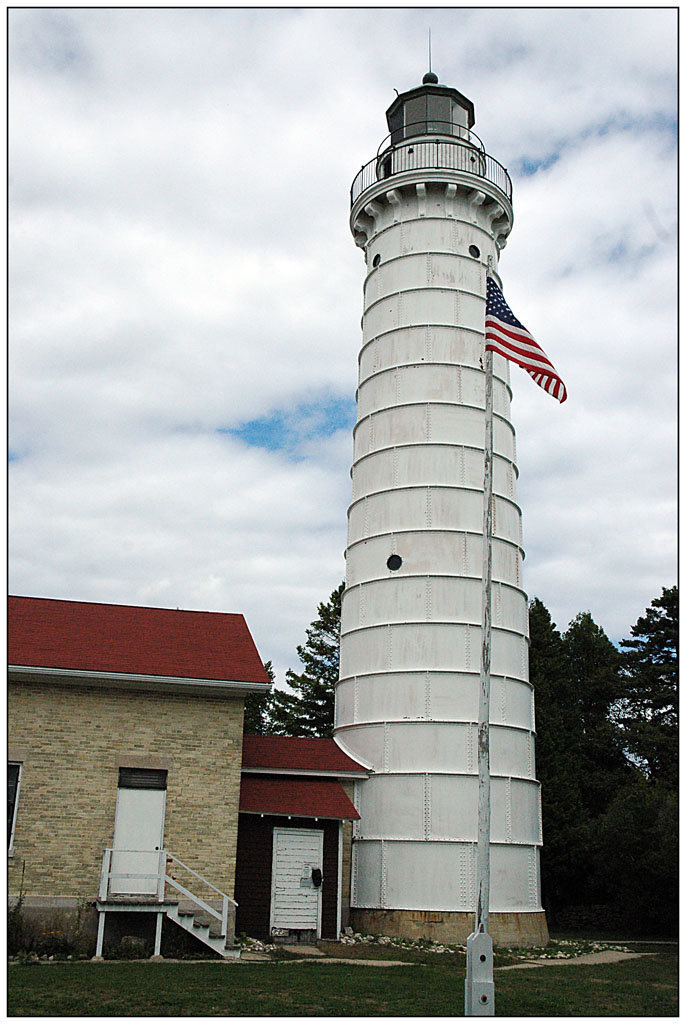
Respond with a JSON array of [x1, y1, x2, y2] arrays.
[[235, 813, 340, 940]]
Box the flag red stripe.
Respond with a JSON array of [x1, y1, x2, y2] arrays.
[[485, 320, 556, 371], [486, 333, 556, 376]]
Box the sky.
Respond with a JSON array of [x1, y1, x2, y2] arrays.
[[9, 8, 677, 686]]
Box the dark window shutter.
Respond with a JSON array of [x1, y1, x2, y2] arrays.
[[118, 767, 167, 790]]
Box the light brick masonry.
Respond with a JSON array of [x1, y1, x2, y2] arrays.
[[8, 678, 245, 904]]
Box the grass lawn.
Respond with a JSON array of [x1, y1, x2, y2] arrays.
[[7, 950, 678, 1016]]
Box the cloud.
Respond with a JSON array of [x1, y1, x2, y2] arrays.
[[9, 8, 677, 681]]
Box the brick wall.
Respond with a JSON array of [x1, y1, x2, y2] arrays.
[[8, 679, 245, 904]]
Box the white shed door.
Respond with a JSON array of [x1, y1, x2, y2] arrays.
[[270, 828, 324, 935], [110, 787, 166, 895]]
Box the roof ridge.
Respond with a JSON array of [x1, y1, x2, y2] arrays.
[[9, 595, 244, 618]]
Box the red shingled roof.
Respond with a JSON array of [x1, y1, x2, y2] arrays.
[[242, 734, 367, 774], [9, 596, 270, 684], [239, 776, 360, 820]]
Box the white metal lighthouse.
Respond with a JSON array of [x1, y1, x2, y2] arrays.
[[334, 72, 549, 947]]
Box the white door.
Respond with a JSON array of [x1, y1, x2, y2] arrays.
[[110, 786, 166, 895], [270, 828, 324, 936]]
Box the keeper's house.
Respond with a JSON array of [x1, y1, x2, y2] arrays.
[[8, 595, 270, 958]]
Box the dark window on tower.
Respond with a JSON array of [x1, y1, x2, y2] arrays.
[[8, 763, 21, 850]]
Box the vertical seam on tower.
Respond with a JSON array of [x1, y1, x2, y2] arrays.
[[521, 618, 526, 678], [528, 848, 537, 908], [426, 574, 432, 620], [426, 323, 433, 360], [460, 446, 466, 487], [369, 412, 375, 453], [426, 252, 433, 285], [425, 670, 431, 720], [353, 780, 360, 838], [423, 774, 431, 840], [392, 448, 398, 488], [500, 676, 507, 722], [460, 846, 468, 908], [467, 722, 474, 775], [528, 731, 533, 778], [359, 582, 367, 626], [462, 531, 468, 575], [506, 777, 513, 843], [380, 840, 387, 907], [465, 623, 471, 671], [457, 364, 463, 404], [426, 486, 432, 530], [426, 402, 432, 443], [353, 676, 359, 724], [454, 287, 460, 326], [383, 722, 390, 773]]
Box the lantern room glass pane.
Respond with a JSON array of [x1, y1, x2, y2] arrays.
[[404, 96, 427, 137], [388, 106, 403, 145], [427, 94, 451, 133]]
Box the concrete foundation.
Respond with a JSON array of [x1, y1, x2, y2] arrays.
[[350, 908, 549, 948]]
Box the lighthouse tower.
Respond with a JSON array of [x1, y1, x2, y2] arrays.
[[334, 73, 548, 947]]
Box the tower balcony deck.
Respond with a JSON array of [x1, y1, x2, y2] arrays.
[[351, 133, 512, 211]]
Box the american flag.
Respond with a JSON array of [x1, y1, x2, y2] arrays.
[[485, 275, 567, 403]]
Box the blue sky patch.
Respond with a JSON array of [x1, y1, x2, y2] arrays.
[[220, 394, 356, 459]]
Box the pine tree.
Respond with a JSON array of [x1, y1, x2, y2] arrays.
[[268, 582, 344, 738], [243, 661, 275, 735], [528, 598, 586, 918], [562, 610, 630, 818], [618, 586, 678, 787]]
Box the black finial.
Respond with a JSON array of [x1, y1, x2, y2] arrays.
[[423, 70, 439, 84]]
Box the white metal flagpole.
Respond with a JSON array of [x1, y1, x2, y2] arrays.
[[465, 260, 496, 1016]]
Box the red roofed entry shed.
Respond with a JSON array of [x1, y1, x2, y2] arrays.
[[235, 735, 368, 942]]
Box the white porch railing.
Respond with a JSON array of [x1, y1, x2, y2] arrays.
[[99, 848, 237, 940]]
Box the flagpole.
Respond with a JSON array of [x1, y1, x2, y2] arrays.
[[465, 260, 495, 1016]]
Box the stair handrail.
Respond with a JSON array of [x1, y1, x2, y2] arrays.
[[162, 849, 236, 941], [163, 850, 237, 904]]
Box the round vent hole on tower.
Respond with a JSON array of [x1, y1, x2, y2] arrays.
[[373, 253, 381, 268], [469, 245, 481, 259], [387, 554, 402, 571]]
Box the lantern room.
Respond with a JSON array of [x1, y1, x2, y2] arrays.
[[385, 71, 476, 144]]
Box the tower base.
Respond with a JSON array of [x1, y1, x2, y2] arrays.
[[349, 909, 549, 948]]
